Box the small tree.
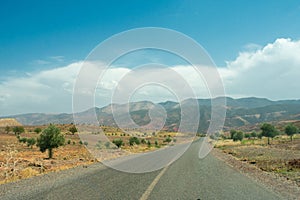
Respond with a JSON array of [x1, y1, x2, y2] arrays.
[[251, 131, 257, 138], [112, 138, 123, 148], [233, 131, 244, 142], [34, 127, 42, 134], [244, 133, 251, 139], [5, 126, 10, 134], [69, 126, 78, 135], [37, 124, 65, 159], [261, 123, 278, 145], [26, 138, 36, 148], [12, 126, 25, 135], [230, 129, 237, 139], [129, 137, 140, 146], [147, 140, 151, 147], [285, 123, 298, 141]]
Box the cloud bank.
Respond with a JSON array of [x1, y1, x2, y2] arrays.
[[1, 38, 300, 116]]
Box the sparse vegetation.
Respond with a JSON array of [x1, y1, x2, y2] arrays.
[[5, 126, 10, 134]]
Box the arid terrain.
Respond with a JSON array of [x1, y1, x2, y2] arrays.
[[215, 129, 300, 187], [0, 122, 181, 184]]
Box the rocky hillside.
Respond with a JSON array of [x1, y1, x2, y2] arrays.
[[3, 97, 300, 132], [0, 118, 22, 127]]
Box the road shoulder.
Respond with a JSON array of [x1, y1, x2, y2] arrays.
[[212, 148, 300, 200]]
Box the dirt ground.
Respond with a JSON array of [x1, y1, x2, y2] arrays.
[[215, 135, 300, 187], [0, 125, 182, 184], [0, 132, 94, 184]]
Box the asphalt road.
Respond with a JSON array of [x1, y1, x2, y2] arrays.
[[0, 139, 282, 200]]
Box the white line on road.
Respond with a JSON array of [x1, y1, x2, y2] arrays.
[[139, 165, 169, 200]]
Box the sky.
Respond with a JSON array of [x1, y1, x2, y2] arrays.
[[1, 0, 300, 116]]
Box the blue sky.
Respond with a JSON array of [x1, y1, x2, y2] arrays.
[[2, 0, 300, 72], [1, 0, 300, 115]]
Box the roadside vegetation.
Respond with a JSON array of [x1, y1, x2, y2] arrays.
[[0, 124, 179, 184], [215, 122, 300, 186]]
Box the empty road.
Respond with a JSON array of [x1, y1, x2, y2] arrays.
[[0, 139, 282, 200]]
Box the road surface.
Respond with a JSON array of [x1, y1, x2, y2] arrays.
[[0, 139, 282, 200]]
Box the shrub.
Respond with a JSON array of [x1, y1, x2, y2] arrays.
[[26, 138, 36, 148], [230, 129, 237, 139], [34, 128, 42, 134], [233, 131, 244, 142], [67, 140, 71, 144], [112, 138, 123, 148], [129, 137, 140, 146], [13, 126, 25, 135], [69, 126, 78, 135], [251, 131, 257, 138], [244, 133, 251, 139], [141, 138, 146, 144], [163, 137, 172, 143], [19, 137, 27, 143]]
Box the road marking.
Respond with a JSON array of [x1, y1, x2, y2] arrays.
[[139, 166, 169, 200]]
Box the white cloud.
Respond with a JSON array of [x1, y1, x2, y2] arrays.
[[223, 38, 300, 99], [1, 38, 300, 116]]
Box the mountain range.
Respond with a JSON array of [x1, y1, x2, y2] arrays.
[[3, 97, 300, 133]]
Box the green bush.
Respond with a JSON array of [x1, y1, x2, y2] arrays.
[[233, 131, 244, 141], [112, 138, 123, 148], [19, 137, 27, 143], [34, 127, 42, 134], [26, 138, 36, 148], [13, 126, 25, 135], [147, 140, 151, 147], [129, 137, 140, 146], [163, 137, 172, 143]]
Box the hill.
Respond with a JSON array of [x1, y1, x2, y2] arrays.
[[0, 118, 22, 127], [3, 97, 300, 132]]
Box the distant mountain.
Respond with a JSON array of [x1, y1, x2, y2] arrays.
[[3, 97, 300, 132]]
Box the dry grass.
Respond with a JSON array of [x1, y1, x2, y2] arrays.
[[0, 125, 184, 184], [215, 135, 300, 185]]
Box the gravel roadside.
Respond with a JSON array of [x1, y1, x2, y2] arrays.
[[212, 148, 300, 200]]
